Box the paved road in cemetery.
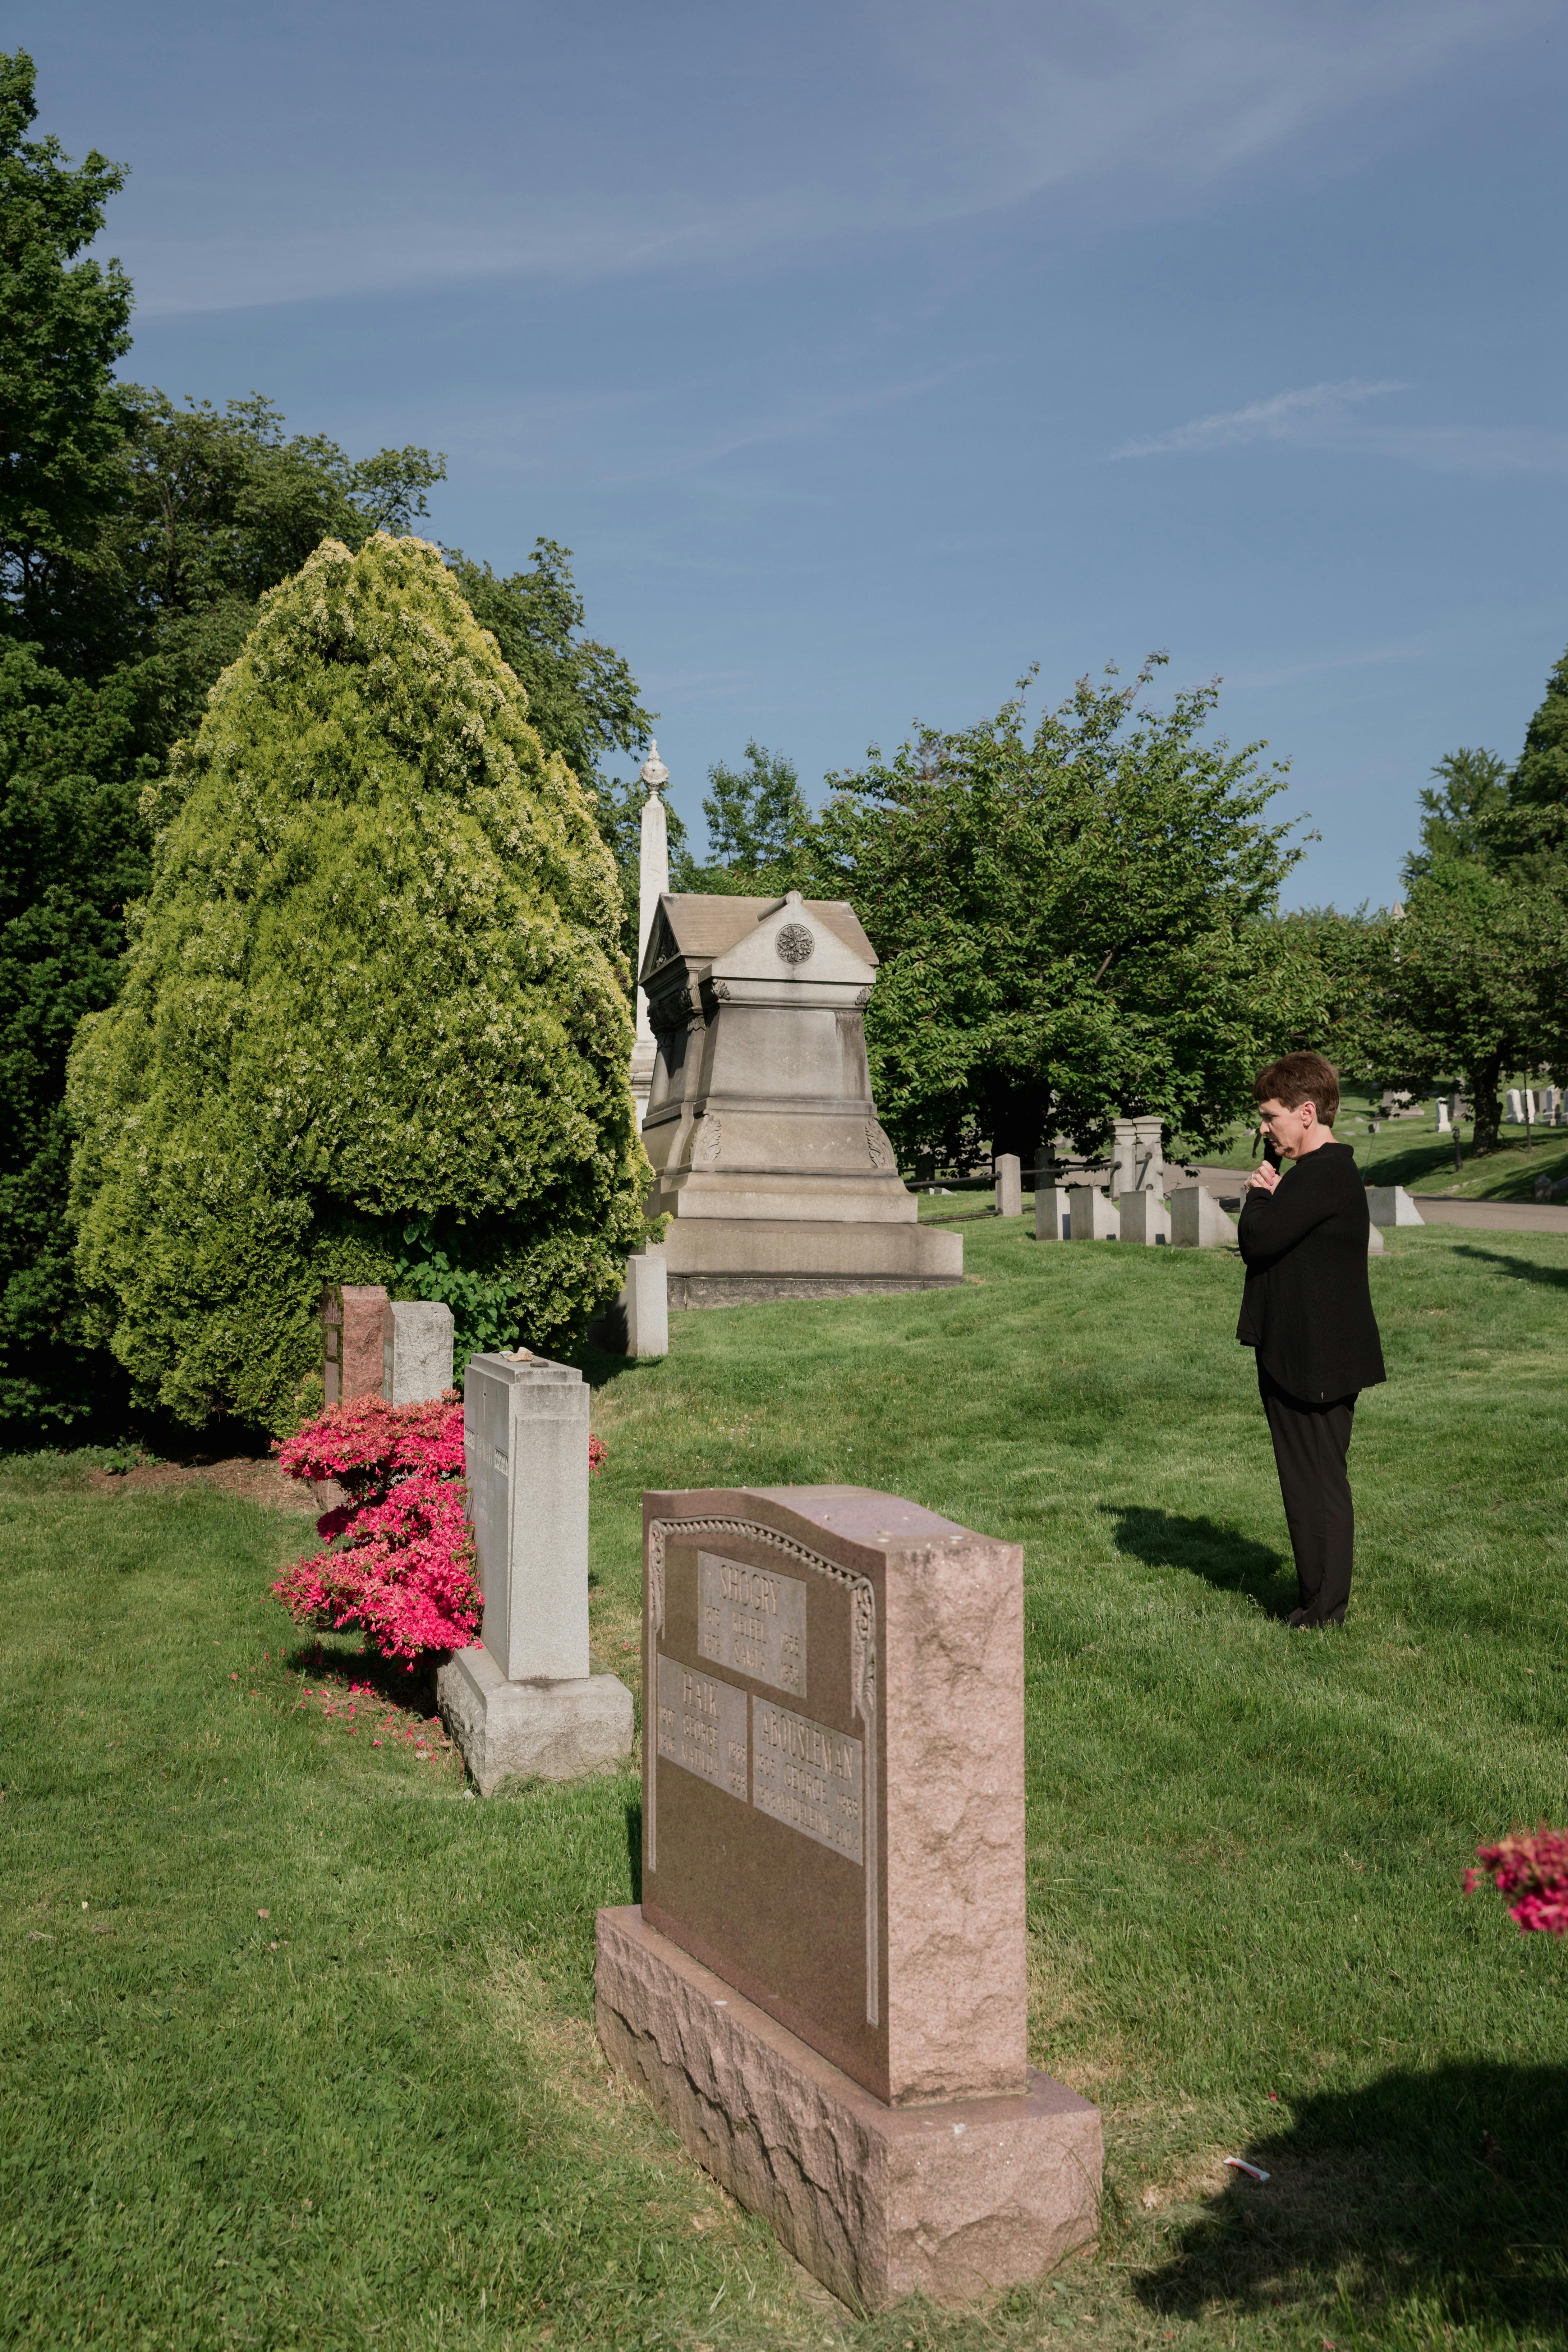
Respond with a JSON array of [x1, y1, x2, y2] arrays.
[[1191, 1166, 1568, 1236]]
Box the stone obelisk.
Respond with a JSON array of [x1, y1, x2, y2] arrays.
[[630, 741, 670, 1126]]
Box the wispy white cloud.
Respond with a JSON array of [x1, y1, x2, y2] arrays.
[[1115, 379, 1406, 457], [101, 0, 1554, 316], [1116, 380, 1568, 475]]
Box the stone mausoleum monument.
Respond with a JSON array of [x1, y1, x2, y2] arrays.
[[637, 890, 961, 1304], [595, 1483, 1101, 2308], [628, 741, 670, 1127]]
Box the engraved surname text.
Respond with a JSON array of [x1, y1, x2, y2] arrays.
[[750, 1697, 863, 1863], [697, 1552, 806, 1694], [656, 1654, 748, 1799]]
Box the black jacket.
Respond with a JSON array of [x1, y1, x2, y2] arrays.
[[1236, 1142, 1385, 1402]]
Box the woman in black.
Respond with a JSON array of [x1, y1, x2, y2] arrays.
[[1238, 1052, 1385, 1628]]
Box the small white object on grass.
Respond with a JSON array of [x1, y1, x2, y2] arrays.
[[1224, 2157, 1270, 2183]]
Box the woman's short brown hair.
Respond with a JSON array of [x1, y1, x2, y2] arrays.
[[1254, 1051, 1340, 1127]]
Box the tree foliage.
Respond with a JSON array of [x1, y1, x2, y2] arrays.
[[810, 659, 1313, 1168], [693, 739, 815, 895], [1402, 748, 1509, 886], [0, 50, 133, 651], [67, 536, 646, 1436], [1485, 647, 1568, 882]]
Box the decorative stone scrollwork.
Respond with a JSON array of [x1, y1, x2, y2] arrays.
[[865, 1122, 894, 1171], [774, 922, 815, 966], [694, 1115, 723, 1165]]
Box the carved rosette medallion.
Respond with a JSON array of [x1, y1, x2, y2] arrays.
[[774, 922, 815, 965]]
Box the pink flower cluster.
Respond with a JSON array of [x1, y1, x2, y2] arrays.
[[272, 1393, 480, 1666], [1466, 1824, 1568, 1936]]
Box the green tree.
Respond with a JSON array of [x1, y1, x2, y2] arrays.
[[696, 739, 814, 891], [1366, 860, 1566, 1153], [0, 646, 150, 1421], [1402, 748, 1509, 886], [67, 536, 645, 1436], [812, 659, 1312, 1170], [0, 49, 133, 655], [1485, 646, 1568, 881]]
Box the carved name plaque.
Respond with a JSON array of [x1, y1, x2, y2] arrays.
[[656, 1654, 748, 1800], [696, 1552, 805, 1694], [751, 1697, 862, 1862]]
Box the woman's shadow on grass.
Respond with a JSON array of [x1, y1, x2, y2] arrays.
[[1103, 1506, 1295, 1617], [1134, 2060, 1568, 2339]]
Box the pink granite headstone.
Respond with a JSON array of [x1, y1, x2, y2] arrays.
[[320, 1283, 389, 1406]]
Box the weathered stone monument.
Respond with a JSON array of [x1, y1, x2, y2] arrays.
[[994, 1152, 1023, 1217], [1118, 1189, 1171, 1245], [1366, 1185, 1425, 1228], [1435, 1097, 1451, 1133], [629, 743, 671, 1127], [638, 891, 961, 1304], [321, 1282, 388, 1405], [438, 1352, 634, 1793], [1066, 1182, 1119, 1241], [595, 1484, 1101, 2308], [588, 1245, 670, 1360], [1034, 1180, 1070, 1240], [1168, 1186, 1238, 1248], [382, 1299, 454, 1403]]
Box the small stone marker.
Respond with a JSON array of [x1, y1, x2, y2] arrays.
[[1435, 1097, 1451, 1133], [1034, 1179, 1070, 1240], [1507, 1089, 1525, 1124], [1118, 1189, 1171, 1245], [437, 1353, 633, 1793], [994, 1152, 1023, 1218], [381, 1299, 454, 1404], [1366, 1185, 1425, 1228], [1168, 1187, 1238, 1248], [1066, 1183, 1119, 1240], [595, 1485, 1101, 2309], [320, 1283, 389, 1406], [589, 1247, 670, 1358]]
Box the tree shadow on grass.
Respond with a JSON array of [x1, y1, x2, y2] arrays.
[[1455, 1245, 1568, 1293], [1135, 2061, 1568, 2338], [1103, 1506, 1295, 1618]]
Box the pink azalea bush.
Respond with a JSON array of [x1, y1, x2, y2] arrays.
[[273, 1394, 479, 1666], [1466, 1825, 1568, 1936], [272, 1394, 607, 1667]]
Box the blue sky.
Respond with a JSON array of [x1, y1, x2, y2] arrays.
[[20, 0, 1568, 906]]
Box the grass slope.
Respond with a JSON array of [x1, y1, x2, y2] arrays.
[[4, 1223, 1566, 2351]]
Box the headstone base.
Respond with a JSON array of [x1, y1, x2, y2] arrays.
[[438, 1644, 633, 1795], [661, 1217, 962, 1307], [594, 1905, 1101, 2312]]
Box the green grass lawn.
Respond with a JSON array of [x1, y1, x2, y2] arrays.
[[5, 1224, 1567, 2350]]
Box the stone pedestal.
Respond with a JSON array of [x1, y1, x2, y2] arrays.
[[596, 1906, 1100, 2311], [321, 1283, 388, 1406], [1109, 1116, 1164, 1200], [1169, 1186, 1238, 1248], [1118, 1190, 1171, 1246], [994, 1154, 1023, 1218], [438, 1351, 633, 1791], [381, 1299, 454, 1402], [663, 1218, 959, 1305], [600, 1483, 1102, 2305], [439, 1645, 634, 1795], [1066, 1185, 1118, 1241]]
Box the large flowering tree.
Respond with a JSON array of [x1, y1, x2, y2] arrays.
[[67, 533, 647, 1434]]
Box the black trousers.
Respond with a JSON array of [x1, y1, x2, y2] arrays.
[[1257, 1365, 1358, 1625]]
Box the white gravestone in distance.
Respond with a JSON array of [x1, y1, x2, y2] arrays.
[[437, 1352, 633, 1793], [1366, 1186, 1425, 1228], [1168, 1186, 1238, 1248], [1435, 1098, 1451, 1133], [1034, 1181, 1070, 1241], [994, 1153, 1023, 1217], [1119, 1189, 1171, 1245], [1066, 1184, 1119, 1240]]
